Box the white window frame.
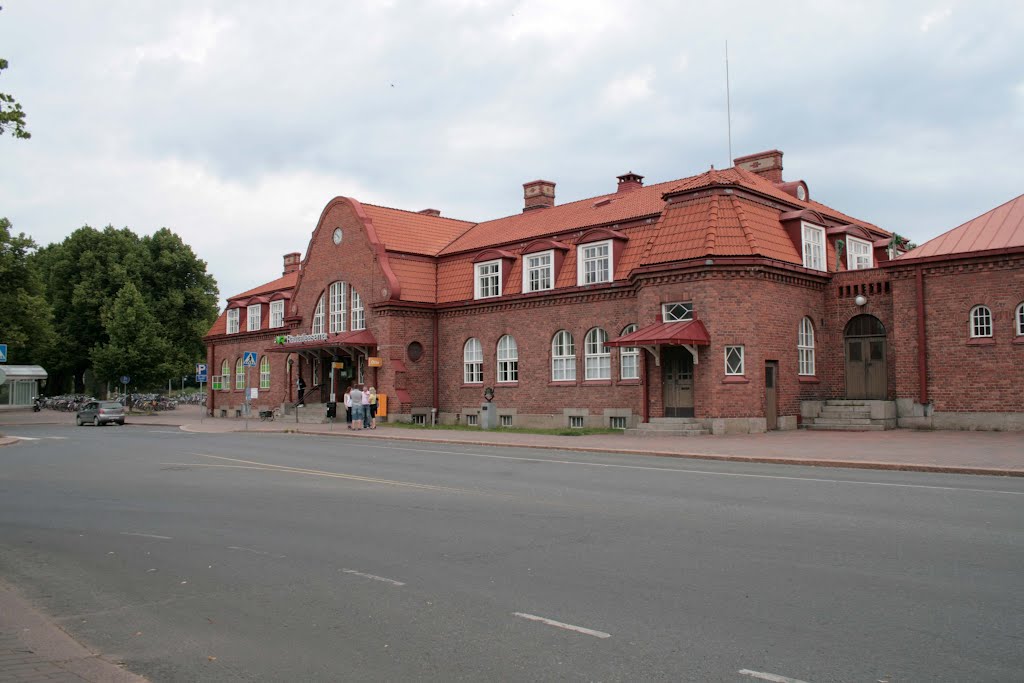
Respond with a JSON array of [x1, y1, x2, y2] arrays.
[[497, 335, 518, 383], [725, 345, 745, 376], [970, 305, 992, 338], [351, 288, 365, 330], [523, 250, 554, 293], [247, 304, 261, 331], [464, 338, 483, 384], [259, 356, 271, 389], [226, 308, 240, 334], [801, 222, 826, 272], [846, 236, 874, 270], [329, 281, 347, 333], [474, 260, 502, 299], [311, 295, 325, 335], [221, 360, 231, 392], [584, 327, 611, 380], [270, 300, 285, 328], [1017, 302, 1024, 337], [662, 302, 694, 322], [619, 324, 639, 380], [577, 240, 612, 286], [798, 317, 815, 376], [551, 330, 576, 381], [235, 358, 245, 390]]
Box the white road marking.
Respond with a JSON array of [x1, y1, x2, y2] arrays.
[[357, 444, 1024, 496], [120, 532, 172, 540], [340, 568, 405, 586], [148, 430, 185, 434], [512, 612, 610, 639], [738, 669, 810, 683], [8, 436, 40, 440], [227, 545, 286, 558]]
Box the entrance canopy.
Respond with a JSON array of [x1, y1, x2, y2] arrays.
[[606, 319, 710, 365], [264, 329, 378, 359]]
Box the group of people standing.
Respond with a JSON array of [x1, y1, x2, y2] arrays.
[[343, 385, 377, 430]]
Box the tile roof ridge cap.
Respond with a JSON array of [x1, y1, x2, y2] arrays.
[[730, 193, 760, 253], [704, 193, 719, 253]]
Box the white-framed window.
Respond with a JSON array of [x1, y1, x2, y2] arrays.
[[523, 250, 554, 293], [1017, 302, 1024, 337], [584, 327, 611, 380], [497, 335, 518, 382], [311, 295, 325, 335], [609, 416, 628, 429], [802, 223, 826, 272], [329, 281, 347, 333], [247, 304, 261, 331], [475, 260, 502, 299], [970, 305, 992, 338], [577, 240, 612, 285], [464, 338, 483, 384], [846, 236, 874, 270], [725, 345, 745, 376], [351, 288, 365, 330], [551, 330, 576, 381], [466, 413, 479, 426], [500, 414, 513, 427], [227, 308, 240, 334], [270, 300, 285, 328], [568, 415, 585, 428], [662, 302, 693, 322], [235, 358, 245, 390], [619, 324, 639, 380], [221, 360, 230, 392], [798, 317, 815, 375], [259, 356, 271, 389]]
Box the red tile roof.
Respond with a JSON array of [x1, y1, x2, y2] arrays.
[[388, 257, 436, 303], [231, 272, 298, 301], [606, 319, 711, 347], [898, 193, 1024, 260], [362, 204, 475, 256]]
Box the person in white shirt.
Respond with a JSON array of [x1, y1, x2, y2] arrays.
[[343, 387, 353, 429]]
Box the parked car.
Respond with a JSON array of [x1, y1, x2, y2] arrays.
[[76, 401, 126, 426]]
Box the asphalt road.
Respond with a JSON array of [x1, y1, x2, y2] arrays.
[[1, 424, 1022, 682]]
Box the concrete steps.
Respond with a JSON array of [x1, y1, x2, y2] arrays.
[[625, 418, 709, 438], [801, 399, 896, 431]]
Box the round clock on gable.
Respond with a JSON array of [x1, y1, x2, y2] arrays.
[[332, 228, 343, 245]]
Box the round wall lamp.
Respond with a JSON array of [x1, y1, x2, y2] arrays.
[[854, 295, 868, 307]]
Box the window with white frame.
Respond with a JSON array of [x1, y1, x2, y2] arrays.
[[329, 281, 347, 333], [802, 223, 826, 271], [846, 236, 873, 270], [798, 317, 815, 375], [500, 414, 513, 427], [619, 324, 639, 380], [221, 360, 230, 392], [578, 240, 611, 285], [259, 356, 271, 389], [662, 302, 693, 322], [465, 413, 479, 426], [523, 251, 553, 292], [497, 335, 518, 382], [235, 358, 245, 389], [270, 300, 285, 328], [725, 345, 745, 376], [475, 260, 501, 299], [1017, 302, 1024, 337], [350, 288, 365, 330], [247, 304, 261, 331], [311, 295, 325, 335], [551, 330, 576, 381], [584, 327, 611, 380], [227, 308, 240, 334], [970, 305, 992, 338], [568, 415, 585, 428], [464, 338, 483, 383]]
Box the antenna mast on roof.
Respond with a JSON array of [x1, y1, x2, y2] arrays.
[[725, 40, 733, 166]]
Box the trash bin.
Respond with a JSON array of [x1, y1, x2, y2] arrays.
[[479, 403, 498, 429], [326, 401, 337, 419]]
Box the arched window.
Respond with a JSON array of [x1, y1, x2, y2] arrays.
[[497, 335, 518, 383], [329, 282, 347, 333], [463, 338, 483, 384], [235, 357, 245, 390], [798, 317, 815, 376], [259, 356, 271, 389], [584, 327, 610, 380], [970, 305, 992, 338], [551, 330, 576, 381], [619, 324, 639, 380], [221, 359, 230, 392], [351, 288, 365, 330], [1015, 302, 1024, 337], [311, 295, 325, 335]]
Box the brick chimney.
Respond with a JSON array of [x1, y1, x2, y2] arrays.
[[283, 252, 301, 275], [523, 179, 556, 212], [733, 149, 784, 183], [418, 208, 441, 217], [616, 171, 644, 193]]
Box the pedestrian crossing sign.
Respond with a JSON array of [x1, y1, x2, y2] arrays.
[[0, 344, 6, 362], [243, 351, 258, 367]]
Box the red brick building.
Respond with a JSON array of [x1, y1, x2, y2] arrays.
[[203, 151, 1024, 432]]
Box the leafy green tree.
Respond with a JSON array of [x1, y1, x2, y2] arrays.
[[0, 218, 54, 363], [0, 7, 30, 139], [91, 282, 171, 389]]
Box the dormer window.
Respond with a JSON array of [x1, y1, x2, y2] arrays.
[[801, 223, 826, 272], [227, 308, 240, 334], [846, 236, 873, 270], [578, 240, 612, 285], [270, 300, 285, 328], [523, 250, 554, 292], [247, 304, 261, 331], [475, 260, 502, 299]]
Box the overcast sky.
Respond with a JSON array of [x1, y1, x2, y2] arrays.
[[2, 1, 1022, 305]]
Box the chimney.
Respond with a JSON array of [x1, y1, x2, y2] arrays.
[[418, 208, 441, 217], [616, 171, 644, 193], [523, 179, 556, 212], [283, 252, 301, 275], [733, 149, 784, 183]]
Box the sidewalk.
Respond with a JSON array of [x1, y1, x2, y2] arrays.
[[3, 406, 1022, 476]]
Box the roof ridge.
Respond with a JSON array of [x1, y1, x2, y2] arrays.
[[730, 193, 760, 253], [360, 202, 476, 224], [704, 193, 719, 253]]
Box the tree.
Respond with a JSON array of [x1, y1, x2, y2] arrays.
[[0, 218, 54, 363], [0, 7, 30, 139], [91, 282, 171, 389]]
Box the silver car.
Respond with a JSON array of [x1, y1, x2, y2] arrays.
[[76, 400, 126, 427]]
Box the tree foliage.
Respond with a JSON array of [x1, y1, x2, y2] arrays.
[[0, 7, 30, 139], [0, 218, 53, 363], [91, 282, 171, 389]]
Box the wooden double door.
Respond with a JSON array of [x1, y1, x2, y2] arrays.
[[845, 336, 887, 400], [662, 347, 694, 417]]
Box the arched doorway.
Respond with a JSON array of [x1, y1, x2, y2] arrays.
[[844, 314, 887, 399]]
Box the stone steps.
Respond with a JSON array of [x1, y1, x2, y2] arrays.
[[625, 419, 709, 437], [801, 399, 896, 432], [804, 423, 886, 431]]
